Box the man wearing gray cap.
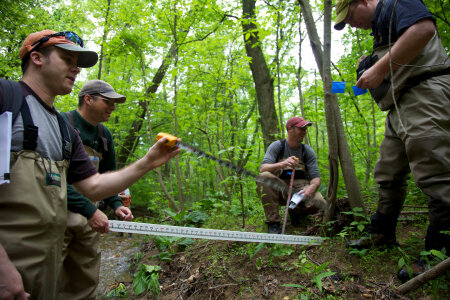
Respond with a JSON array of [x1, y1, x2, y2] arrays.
[[58, 80, 133, 299]]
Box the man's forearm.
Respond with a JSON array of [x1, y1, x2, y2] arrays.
[[260, 162, 283, 173], [72, 137, 180, 202], [309, 177, 321, 193], [73, 155, 153, 202]]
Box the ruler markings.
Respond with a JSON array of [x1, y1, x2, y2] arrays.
[[109, 220, 323, 245]]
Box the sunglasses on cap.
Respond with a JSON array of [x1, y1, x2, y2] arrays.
[[30, 31, 84, 53]]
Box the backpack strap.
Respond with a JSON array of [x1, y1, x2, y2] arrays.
[[0, 79, 24, 124]]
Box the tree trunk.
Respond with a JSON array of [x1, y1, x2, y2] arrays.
[[298, 0, 365, 218], [241, 0, 280, 150], [396, 258, 450, 295], [97, 0, 111, 80], [115, 43, 177, 167], [276, 2, 284, 138]]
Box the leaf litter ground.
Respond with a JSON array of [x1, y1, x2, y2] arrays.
[[98, 201, 449, 299]]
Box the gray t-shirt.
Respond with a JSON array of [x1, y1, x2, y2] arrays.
[[261, 140, 320, 179], [1, 81, 97, 184], [11, 94, 65, 160]]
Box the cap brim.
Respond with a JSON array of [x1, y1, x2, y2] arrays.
[[55, 44, 98, 68], [334, 21, 346, 31], [334, 5, 349, 31], [100, 92, 127, 103]]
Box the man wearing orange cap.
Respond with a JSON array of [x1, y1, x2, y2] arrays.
[[0, 30, 180, 299], [334, 0, 450, 282], [256, 117, 327, 234]]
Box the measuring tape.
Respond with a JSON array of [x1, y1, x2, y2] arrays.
[[150, 133, 323, 245], [109, 220, 323, 245], [156, 133, 289, 194]]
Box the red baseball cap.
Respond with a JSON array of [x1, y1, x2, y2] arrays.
[[286, 117, 312, 129]]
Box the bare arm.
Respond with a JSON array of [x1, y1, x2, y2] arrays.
[[357, 19, 436, 90], [0, 245, 29, 300], [260, 156, 299, 173], [302, 177, 321, 198], [72, 137, 180, 202]]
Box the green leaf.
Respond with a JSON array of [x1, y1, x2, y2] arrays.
[[282, 283, 307, 289], [398, 257, 405, 269]]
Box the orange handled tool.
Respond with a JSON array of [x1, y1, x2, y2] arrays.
[[156, 132, 178, 147]]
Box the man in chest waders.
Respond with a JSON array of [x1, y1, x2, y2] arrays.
[[0, 30, 180, 299], [256, 117, 328, 234], [58, 80, 134, 299]]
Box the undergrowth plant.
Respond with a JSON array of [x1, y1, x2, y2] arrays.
[[106, 283, 129, 298], [291, 251, 336, 293], [133, 264, 161, 297]]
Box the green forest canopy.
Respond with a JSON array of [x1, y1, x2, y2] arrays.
[[1, 0, 448, 216]]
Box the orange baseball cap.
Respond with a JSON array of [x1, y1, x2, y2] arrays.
[[19, 30, 98, 68]]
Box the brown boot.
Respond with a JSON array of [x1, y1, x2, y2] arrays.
[[346, 233, 398, 250]]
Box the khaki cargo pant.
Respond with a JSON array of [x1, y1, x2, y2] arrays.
[[373, 74, 450, 229], [256, 171, 327, 224]]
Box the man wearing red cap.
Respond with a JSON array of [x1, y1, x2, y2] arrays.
[[257, 117, 327, 234], [0, 30, 180, 299]]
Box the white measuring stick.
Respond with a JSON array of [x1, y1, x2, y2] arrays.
[[109, 220, 323, 245]]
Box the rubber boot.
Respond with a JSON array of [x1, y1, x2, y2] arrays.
[[397, 225, 450, 283], [346, 211, 399, 250], [268, 222, 281, 234]]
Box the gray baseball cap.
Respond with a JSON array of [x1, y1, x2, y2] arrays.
[[79, 80, 126, 103]]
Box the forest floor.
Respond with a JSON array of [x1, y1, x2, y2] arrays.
[[100, 200, 449, 299]]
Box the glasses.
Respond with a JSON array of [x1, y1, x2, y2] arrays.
[[30, 31, 84, 53], [94, 96, 116, 106]]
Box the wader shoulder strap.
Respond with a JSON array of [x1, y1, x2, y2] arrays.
[[56, 113, 72, 160], [277, 139, 306, 163], [64, 111, 107, 154], [20, 100, 38, 151], [98, 124, 108, 154], [277, 139, 286, 162], [0, 79, 24, 124], [64, 111, 80, 135]]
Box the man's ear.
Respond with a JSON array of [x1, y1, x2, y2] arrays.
[[85, 94, 94, 106], [29, 51, 45, 67]]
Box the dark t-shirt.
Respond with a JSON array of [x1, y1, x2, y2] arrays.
[[371, 0, 433, 48], [0, 81, 97, 184]]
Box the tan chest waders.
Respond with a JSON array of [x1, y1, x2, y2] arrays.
[[58, 138, 105, 299], [367, 31, 450, 111], [0, 97, 71, 299]]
